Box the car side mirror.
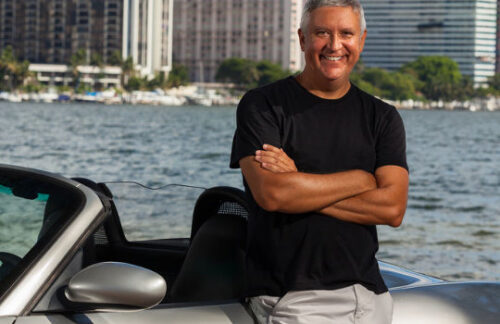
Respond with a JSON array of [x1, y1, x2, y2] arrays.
[[65, 262, 166, 311]]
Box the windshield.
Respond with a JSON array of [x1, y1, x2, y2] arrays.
[[0, 170, 83, 294]]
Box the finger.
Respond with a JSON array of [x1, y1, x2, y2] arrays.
[[266, 146, 290, 163], [261, 162, 287, 173], [258, 150, 282, 160], [256, 154, 288, 170], [255, 155, 280, 165], [259, 152, 285, 166], [262, 144, 282, 153], [258, 156, 278, 164], [258, 152, 296, 169], [260, 158, 294, 173]]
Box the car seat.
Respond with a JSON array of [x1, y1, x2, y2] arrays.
[[168, 186, 249, 303]]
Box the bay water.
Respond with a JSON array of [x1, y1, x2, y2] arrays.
[[0, 102, 498, 281]]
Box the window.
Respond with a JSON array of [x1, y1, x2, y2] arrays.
[[0, 169, 84, 296]]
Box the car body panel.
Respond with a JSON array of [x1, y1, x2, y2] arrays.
[[0, 317, 15, 324], [18, 303, 254, 324], [391, 282, 500, 324], [379, 261, 442, 289]]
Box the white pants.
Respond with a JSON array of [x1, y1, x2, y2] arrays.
[[249, 284, 393, 324]]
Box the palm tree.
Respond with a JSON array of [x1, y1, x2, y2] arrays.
[[69, 49, 87, 92], [0, 46, 31, 91], [90, 52, 104, 90], [108, 50, 122, 66], [1, 46, 18, 91], [15, 60, 31, 89], [121, 56, 134, 89]]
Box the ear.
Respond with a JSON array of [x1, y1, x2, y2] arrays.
[[298, 28, 305, 51], [359, 29, 367, 52]]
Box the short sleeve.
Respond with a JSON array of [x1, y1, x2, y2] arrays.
[[230, 90, 281, 169], [375, 107, 408, 171]]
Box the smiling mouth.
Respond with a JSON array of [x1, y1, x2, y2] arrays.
[[321, 55, 344, 61]]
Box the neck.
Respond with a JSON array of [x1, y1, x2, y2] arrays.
[[296, 70, 351, 100]]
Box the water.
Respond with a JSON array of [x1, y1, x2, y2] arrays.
[[0, 102, 498, 282]]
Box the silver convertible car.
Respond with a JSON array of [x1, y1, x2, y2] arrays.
[[0, 164, 498, 324]]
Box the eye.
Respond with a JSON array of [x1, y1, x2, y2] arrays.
[[316, 30, 329, 37], [341, 31, 354, 37]]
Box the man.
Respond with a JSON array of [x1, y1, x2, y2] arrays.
[[230, 0, 409, 323]]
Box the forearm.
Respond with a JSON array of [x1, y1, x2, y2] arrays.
[[268, 170, 376, 213], [241, 157, 376, 213], [319, 188, 405, 226], [319, 167, 409, 227]]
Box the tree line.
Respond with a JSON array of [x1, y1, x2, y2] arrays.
[[0, 46, 189, 93], [215, 56, 500, 101], [2, 46, 500, 100]]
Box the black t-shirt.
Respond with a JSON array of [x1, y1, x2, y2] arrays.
[[230, 76, 408, 297]]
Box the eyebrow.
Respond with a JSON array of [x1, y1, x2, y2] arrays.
[[313, 26, 330, 31], [313, 26, 356, 32]]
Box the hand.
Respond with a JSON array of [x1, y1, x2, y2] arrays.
[[255, 144, 298, 173]]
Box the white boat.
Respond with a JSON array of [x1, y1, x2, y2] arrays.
[[0, 92, 23, 103]]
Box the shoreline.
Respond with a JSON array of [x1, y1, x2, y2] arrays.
[[1, 90, 500, 112]]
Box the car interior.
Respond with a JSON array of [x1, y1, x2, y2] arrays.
[[32, 178, 251, 313]]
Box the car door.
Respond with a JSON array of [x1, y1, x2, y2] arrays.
[[17, 303, 254, 324]]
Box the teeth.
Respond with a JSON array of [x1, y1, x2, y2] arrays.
[[324, 56, 342, 61]]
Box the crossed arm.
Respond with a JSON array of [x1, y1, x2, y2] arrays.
[[240, 144, 409, 227]]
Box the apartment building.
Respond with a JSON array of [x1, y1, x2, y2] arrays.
[[122, 0, 173, 78], [496, 0, 500, 73], [172, 0, 304, 82], [0, 0, 123, 65], [0, 0, 22, 54], [362, 0, 498, 85]]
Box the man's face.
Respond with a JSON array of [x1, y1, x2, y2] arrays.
[[299, 6, 366, 85]]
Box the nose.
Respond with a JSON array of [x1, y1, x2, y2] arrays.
[[327, 34, 342, 51]]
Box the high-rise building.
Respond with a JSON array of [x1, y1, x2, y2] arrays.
[[496, 0, 500, 73], [0, 1, 25, 57], [172, 0, 303, 83], [362, 0, 498, 85], [71, 0, 124, 64], [0, 0, 123, 65], [122, 0, 173, 78]]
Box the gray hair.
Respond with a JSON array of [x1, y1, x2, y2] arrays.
[[300, 0, 367, 34]]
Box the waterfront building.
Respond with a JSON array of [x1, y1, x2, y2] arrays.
[[0, 0, 123, 65], [362, 0, 498, 85], [172, 0, 304, 82], [0, 0, 22, 55], [28, 63, 121, 88], [122, 0, 174, 78], [496, 0, 500, 73]]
